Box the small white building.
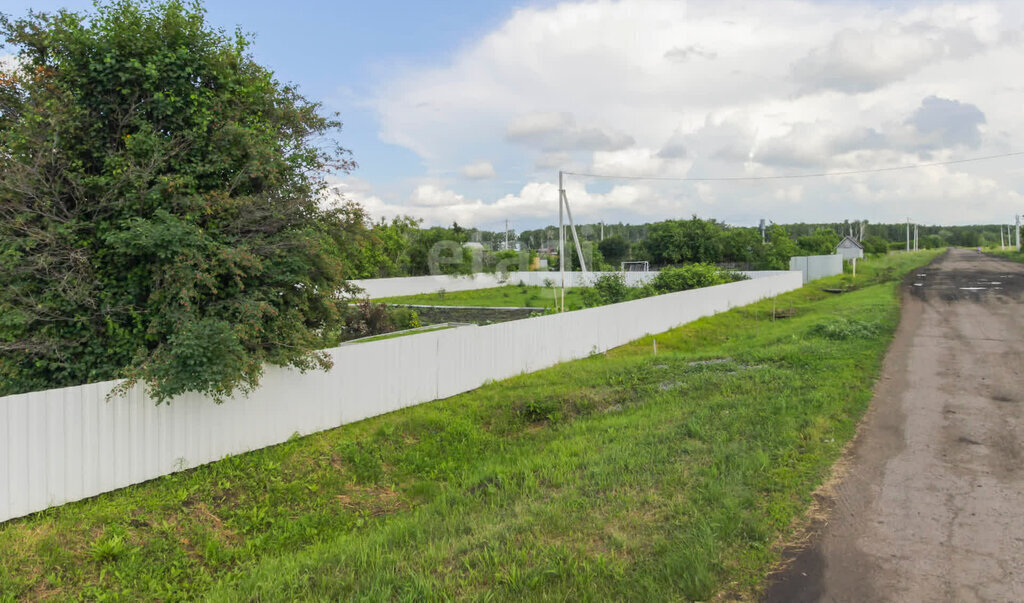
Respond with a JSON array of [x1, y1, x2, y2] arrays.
[[835, 236, 864, 260]]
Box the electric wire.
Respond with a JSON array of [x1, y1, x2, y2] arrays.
[[562, 150, 1024, 182]]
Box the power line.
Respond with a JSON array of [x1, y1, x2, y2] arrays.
[[563, 150, 1024, 182]]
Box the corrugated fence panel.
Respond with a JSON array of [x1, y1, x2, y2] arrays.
[[0, 271, 802, 523], [789, 255, 843, 283]]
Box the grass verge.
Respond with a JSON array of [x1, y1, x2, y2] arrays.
[[0, 251, 940, 601], [983, 246, 1024, 263]]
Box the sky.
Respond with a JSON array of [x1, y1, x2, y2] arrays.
[[4, 0, 1024, 230]]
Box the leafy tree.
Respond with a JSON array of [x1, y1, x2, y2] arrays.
[[597, 235, 630, 266], [861, 235, 889, 255], [796, 228, 841, 255], [720, 227, 766, 266], [763, 224, 800, 269], [406, 226, 472, 276], [920, 234, 945, 249], [347, 215, 419, 278], [0, 2, 360, 401], [644, 216, 724, 265], [563, 238, 606, 271]]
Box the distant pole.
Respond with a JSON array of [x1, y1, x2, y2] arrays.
[[559, 171, 565, 312], [906, 218, 910, 252], [914, 225, 919, 251], [600, 221, 605, 241], [1001, 226, 1005, 249], [1017, 215, 1021, 252]]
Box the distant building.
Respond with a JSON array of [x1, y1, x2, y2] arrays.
[[835, 236, 864, 260], [495, 240, 523, 251]]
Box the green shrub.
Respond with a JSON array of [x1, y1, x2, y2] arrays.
[[342, 301, 394, 340], [580, 273, 631, 307], [650, 264, 746, 294], [390, 308, 421, 330]]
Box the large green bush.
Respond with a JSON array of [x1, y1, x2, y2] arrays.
[[649, 264, 746, 294], [580, 273, 631, 307], [0, 2, 359, 401]]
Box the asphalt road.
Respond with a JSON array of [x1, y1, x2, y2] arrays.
[[764, 248, 1024, 602]]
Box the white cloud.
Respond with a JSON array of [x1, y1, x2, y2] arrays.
[[664, 44, 717, 62], [361, 0, 1024, 227], [590, 147, 692, 178], [534, 151, 573, 170], [410, 184, 467, 207], [506, 112, 634, 152], [460, 161, 497, 179]]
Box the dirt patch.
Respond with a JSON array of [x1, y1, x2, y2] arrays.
[[335, 485, 406, 517]]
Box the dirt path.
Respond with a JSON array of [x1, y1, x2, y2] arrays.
[[764, 248, 1024, 602]]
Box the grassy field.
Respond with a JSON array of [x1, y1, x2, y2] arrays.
[[984, 246, 1024, 262], [0, 251, 940, 601], [376, 283, 586, 310]]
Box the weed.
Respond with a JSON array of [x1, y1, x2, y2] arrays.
[[89, 532, 129, 564], [337, 441, 384, 484], [521, 399, 560, 423]]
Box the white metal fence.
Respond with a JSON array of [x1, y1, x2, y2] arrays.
[[789, 255, 844, 283], [351, 270, 794, 298], [0, 272, 803, 523]]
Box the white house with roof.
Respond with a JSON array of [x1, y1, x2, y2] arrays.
[[835, 235, 864, 260]]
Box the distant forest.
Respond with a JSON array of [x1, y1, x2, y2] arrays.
[[516, 220, 1010, 250], [348, 212, 1015, 278]]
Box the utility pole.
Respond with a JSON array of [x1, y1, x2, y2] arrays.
[[559, 172, 565, 312], [1001, 226, 1005, 250], [600, 221, 604, 241], [906, 218, 910, 252], [1016, 215, 1021, 252], [914, 225, 919, 251]]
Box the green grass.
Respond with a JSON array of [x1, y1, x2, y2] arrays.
[[343, 324, 457, 344], [833, 249, 944, 288], [983, 246, 1024, 263], [376, 284, 586, 310], [0, 251, 940, 601]]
